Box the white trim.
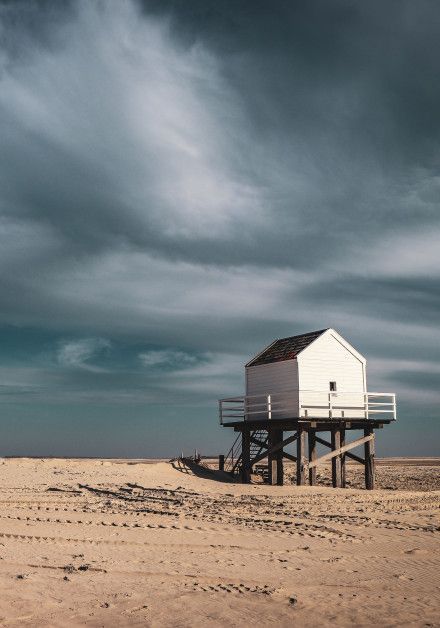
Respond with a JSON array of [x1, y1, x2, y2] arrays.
[[218, 391, 396, 424], [299, 328, 367, 364]]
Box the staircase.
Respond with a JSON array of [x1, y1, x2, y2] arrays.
[[223, 429, 268, 477], [250, 429, 268, 461]]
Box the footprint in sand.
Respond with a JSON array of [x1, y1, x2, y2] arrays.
[[188, 582, 275, 596]]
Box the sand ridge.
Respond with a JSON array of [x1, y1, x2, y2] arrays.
[[0, 458, 439, 626]]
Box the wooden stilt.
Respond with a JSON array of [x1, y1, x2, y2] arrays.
[[296, 428, 306, 485], [267, 427, 274, 485], [271, 459, 278, 486], [340, 427, 346, 488], [218, 454, 225, 471], [275, 429, 284, 486], [364, 427, 375, 490], [308, 429, 317, 486], [221, 415, 386, 490], [268, 428, 284, 485], [241, 428, 251, 484], [331, 428, 342, 488]]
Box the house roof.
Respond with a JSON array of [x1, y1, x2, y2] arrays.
[[246, 329, 328, 367]]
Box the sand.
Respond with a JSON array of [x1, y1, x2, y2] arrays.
[[0, 458, 439, 627]]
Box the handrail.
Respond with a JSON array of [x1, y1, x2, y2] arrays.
[[219, 391, 396, 424], [223, 431, 242, 473]]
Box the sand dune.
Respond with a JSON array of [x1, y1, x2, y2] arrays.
[[0, 458, 439, 626]]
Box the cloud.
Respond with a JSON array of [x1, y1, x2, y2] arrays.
[[0, 0, 266, 259], [139, 349, 197, 368], [339, 226, 440, 279], [57, 338, 111, 370]]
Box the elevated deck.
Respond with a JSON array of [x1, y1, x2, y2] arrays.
[[219, 391, 396, 426], [218, 391, 396, 489]]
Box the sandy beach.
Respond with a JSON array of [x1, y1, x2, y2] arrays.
[[0, 458, 439, 627]]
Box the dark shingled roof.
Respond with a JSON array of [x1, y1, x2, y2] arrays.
[[246, 329, 328, 367]]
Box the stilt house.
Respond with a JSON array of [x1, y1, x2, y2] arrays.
[[218, 328, 396, 489]]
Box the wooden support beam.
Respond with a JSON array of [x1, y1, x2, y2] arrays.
[[296, 428, 306, 486], [276, 430, 284, 486], [315, 435, 365, 465], [282, 451, 297, 463], [331, 428, 342, 488], [344, 450, 365, 465], [241, 429, 251, 484], [268, 428, 284, 485], [340, 428, 346, 488], [218, 454, 224, 472], [364, 427, 375, 490], [306, 434, 374, 470], [315, 435, 332, 448], [275, 429, 284, 486], [250, 433, 298, 467], [271, 459, 278, 486], [267, 428, 275, 485], [308, 429, 317, 486]]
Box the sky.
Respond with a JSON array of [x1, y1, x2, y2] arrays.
[[0, 0, 439, 458]]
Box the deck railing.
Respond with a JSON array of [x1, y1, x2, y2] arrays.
[[218, 391, 396, 425]]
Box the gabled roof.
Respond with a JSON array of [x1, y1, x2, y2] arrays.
[[246, 329, 328, 367]]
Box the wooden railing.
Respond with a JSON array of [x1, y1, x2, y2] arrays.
[[218, 391, 396, 424], [223, 431, 242, 473]]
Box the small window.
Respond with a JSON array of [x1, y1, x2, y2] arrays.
[[329, 381, 337, 391]]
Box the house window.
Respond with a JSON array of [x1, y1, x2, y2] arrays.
[[329, 381, 337, 392]]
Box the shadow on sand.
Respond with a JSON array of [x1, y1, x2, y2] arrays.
[[171, 457, 234, 483]]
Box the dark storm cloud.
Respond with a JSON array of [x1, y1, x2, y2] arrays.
[[145, 0, 440, 170], [1, 0, 439, 271], [0, 0, 439, 455], [301, 277, 440, 327]]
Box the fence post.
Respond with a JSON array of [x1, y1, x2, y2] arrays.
[[328, 392, 333, 419], [218, 400, 222, 424], [218, 454, 225, 471]]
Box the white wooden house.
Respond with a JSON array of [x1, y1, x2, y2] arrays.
[[219, 328, 396, 423]]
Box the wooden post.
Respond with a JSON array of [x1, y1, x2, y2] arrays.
[[308, 429, 317, 486], [364, 426, 375, 490], [267, 427, 274, 485], [271, 459, 278, 486], [296, 427, 306, 485], [241, 428, 251, 484], [331, 428, 342, 488], [218, 454, 225, 471], [275, 429, 284, 486], [268, 428, 283, 485], [340, 427, 346, 488]]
